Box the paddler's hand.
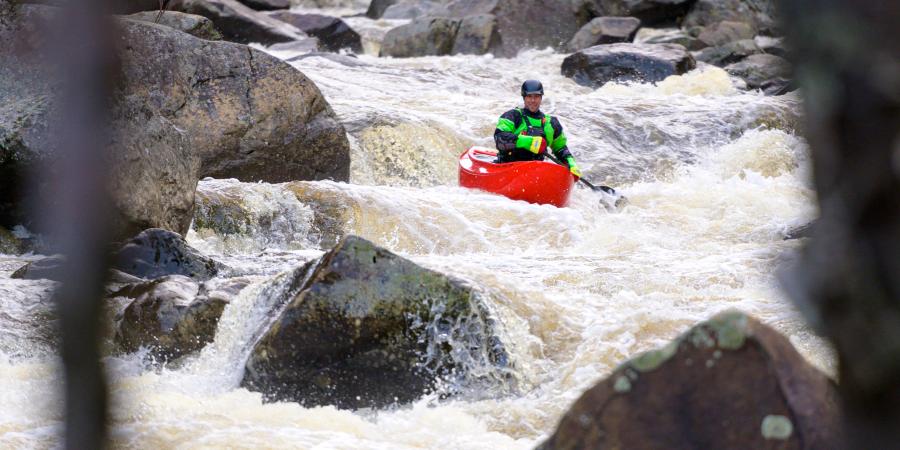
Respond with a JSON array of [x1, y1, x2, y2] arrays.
[[566, 156, 582, 178], [516, 134, 547, 154]]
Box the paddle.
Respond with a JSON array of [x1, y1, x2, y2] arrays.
[[543, 153, 617, 195]]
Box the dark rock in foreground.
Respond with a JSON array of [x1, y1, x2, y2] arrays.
[[268, 12, 362, 53], [112, 228, 222, 281], [561, 43, 696, 88], [126, 10, 223, 40], [114, 275, 249, 360], [539, 310, 842, 449], [242, 235, 511, 409]]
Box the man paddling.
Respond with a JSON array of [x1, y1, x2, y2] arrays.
[[493, 79, 582, 179]]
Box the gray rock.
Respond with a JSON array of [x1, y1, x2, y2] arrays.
[[126, 10, 223, 40], [112, 228, 222, 281], [683, 0, 780, 35], [588, 0, 695, 26], [634, 27, 705, 50], [452, 14, 500, 55], [11, 254, 66, 280], [114, 275, 248, 360], [442, 0, 580, 57], [697, 20, 754, 47], [237, 0, 290, 11], [1, 5, 350, 239], [170, 0, 305, 44], [365, 0, 399, 19], [567, 16, 641, 52], [755, 35, 788, 58], [382, 0, 448, 19], [561, 42, 697, 88], [267, 12, 362, 53], [725, 53, 792, 90], [241, 235, 512, 409], [694, 38, 761, 66], [380, 16, 460, 57]]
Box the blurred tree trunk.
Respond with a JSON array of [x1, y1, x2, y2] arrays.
[[779, 0, 900, 446]]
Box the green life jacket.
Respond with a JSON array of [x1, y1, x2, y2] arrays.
[[514, 108, 557, 147]]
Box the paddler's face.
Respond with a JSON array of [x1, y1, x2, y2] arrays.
[[523, 94, 542, 113]]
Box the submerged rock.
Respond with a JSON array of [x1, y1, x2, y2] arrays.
[[561, 43, 696, 88], [539, 310, 841, 449], [11, 254, 66, 280], [112, 228, 222, 281], [242, 235, 512, 409], [113, 275, 249, 360]]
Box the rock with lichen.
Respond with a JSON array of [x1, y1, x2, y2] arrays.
[[539, 310, 842, 449], [241, 235, 513, 409]]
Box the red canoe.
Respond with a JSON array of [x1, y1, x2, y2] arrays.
[[458, 146, 575, 207]]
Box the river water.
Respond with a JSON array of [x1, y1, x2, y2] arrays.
[[0, 6, 831, 449]]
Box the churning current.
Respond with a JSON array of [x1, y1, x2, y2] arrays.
[[0, 6, 830, 450]]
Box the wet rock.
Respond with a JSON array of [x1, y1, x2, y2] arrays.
[[0, 227, 23, 255], [442, 0, 579, 57], [451, 14, 500, 55], [287, 52, 368, 67], [567, 16, 641, 52], [588, 0, 695, 26], [2, 5, 350, 239], [113, 275, 248, 360], [697, 20, 755, 47], [725, 53, 792, 90], [755, 35, 788, 58], [381, 0, 448, 19], [380, 16, 460, 57], [539, 310, 841, 450], [241, 235, 511, 409], [126, 10, 223, 40], [365, 0, 399, 19], [237, 0, 290, 11], [561, 43, 696, 88], [694, 39, 761, 66], [634, 27, 704, 51], [169, 0, 305, 44], [112, 228, 222, 281], [268, 12, 362, 53], [784, 221, 814, 240], [683, 0, 780, 35], [11, 254, 66, 281], [117, 18, 350, 185]]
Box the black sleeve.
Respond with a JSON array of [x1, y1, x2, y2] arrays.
[[494, 109, 521, 151]]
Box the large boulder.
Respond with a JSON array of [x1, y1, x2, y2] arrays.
[[442, 0, 579, 57], [539, 311, 842, 449], [567, 16, 641, 52], [169, 0, 306, 44], [267, 12, 362, 53], [126, 10, 223, 40], [112, 228, 222, 281], [241, 235, 512, 409], [725, 53, 792, 90], [587, 0, 696, 26], [380, 16, 460, 57], [451, 14, 500, 55], [683, 0, 780, 35], [561, 43, 696, 88], [1, 4, 350, 238], [113, 275, 249, 360], [697, 20, 755, 47], [381, 0, 449, 19]]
